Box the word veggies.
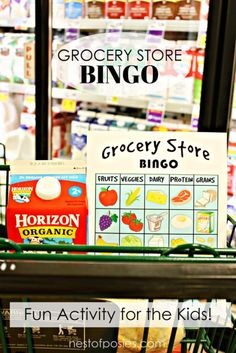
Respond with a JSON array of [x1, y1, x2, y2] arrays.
[[101, 139, 210, 169]]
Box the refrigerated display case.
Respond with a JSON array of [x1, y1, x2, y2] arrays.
[[0, 0, 36, 159], [0, 0, 235, 160], [227, 71, 236, 246], [50, 0, 210, 160]]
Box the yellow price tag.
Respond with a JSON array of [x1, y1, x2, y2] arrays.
[[198, 33, 206, 48], [61, 98, 77, 112], [107, 96, 119, 105], [0, 92, 9, 102], [24, 95, 35, 105], [111, 96, 118, 104]]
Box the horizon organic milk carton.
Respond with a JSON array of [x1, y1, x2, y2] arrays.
[[7, 160, 88, 245]]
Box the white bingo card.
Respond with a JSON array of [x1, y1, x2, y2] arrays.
[[87, 132, 227, 248]]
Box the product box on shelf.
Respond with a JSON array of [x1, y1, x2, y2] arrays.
[[0, 0, 10, 19], [152, 0, 177, 20], [10, 0, 30, 19], [227, 162, 235, 197], [64, 0, 83, 19], [0, 35, 14, 83], [7, 161, 88, 245], [90, 113, 113, 131], [193, 48, 204, 104], [175, 0, 201, 20], [71, 110, 96, 160], [168, 47, 196, 104], [53, 0, 65, 20], [105, 0, 126, 19], [127, 0, 151, 19], [85, 0, 105, 18], [0, 33, 34, 84], [199, 0, 209, 21], [109, 115, 134, 130]]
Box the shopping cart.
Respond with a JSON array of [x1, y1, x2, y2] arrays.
[[0, 158, 235, 353], [0, 240, 236, 353]]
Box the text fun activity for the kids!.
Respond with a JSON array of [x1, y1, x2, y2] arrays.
[[87, 132, 227, 248]]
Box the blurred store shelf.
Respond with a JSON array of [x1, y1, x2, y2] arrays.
[[0, 82, 35, 95], [52, 87, 193, 114], [0, 83, 193, 114], [52, 19, 200, 32], [0, 18, 200, 32], [0, 18, 34, 28]]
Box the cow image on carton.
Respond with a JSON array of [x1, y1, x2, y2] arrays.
[[7, 161, 88, 245]]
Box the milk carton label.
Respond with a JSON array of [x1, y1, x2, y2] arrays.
[[7, 171, 87, 245], [87, 132, 227, 248]]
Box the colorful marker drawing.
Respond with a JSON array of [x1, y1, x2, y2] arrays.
[[99, 186, 118, 206], [99, 212, 118, 231], [171, 189, 191, 206], [121, 212, 143, 232], [146, 190, 167, 205], [146, 212, 167, 232], [121, 235, 142, 247], [196, 212, 214, 234], [149, 235, 164, 247], [171, 215, 192, 229], [125, 187, 140, 206], [96, 235, 118, 246], [195, 189, 217, 207], [171, 238, 188, 247]]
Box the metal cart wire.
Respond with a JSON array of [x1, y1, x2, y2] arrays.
[[0, 145, 9, 239], [0, 159, 236, 353], [0, 240, 236, 353]]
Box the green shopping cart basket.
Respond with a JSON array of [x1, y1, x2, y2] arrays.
[[0, 239, 235, 353], [0, 158, 235, 353]]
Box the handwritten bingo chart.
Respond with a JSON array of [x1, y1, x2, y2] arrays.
[[95, 174, 219, 248], [87, 132, 227, 248]]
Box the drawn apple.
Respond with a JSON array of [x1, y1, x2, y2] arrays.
[[99, 186, 118, 206]]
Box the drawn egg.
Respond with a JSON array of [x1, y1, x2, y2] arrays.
[[171, 215, 192, 229]]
